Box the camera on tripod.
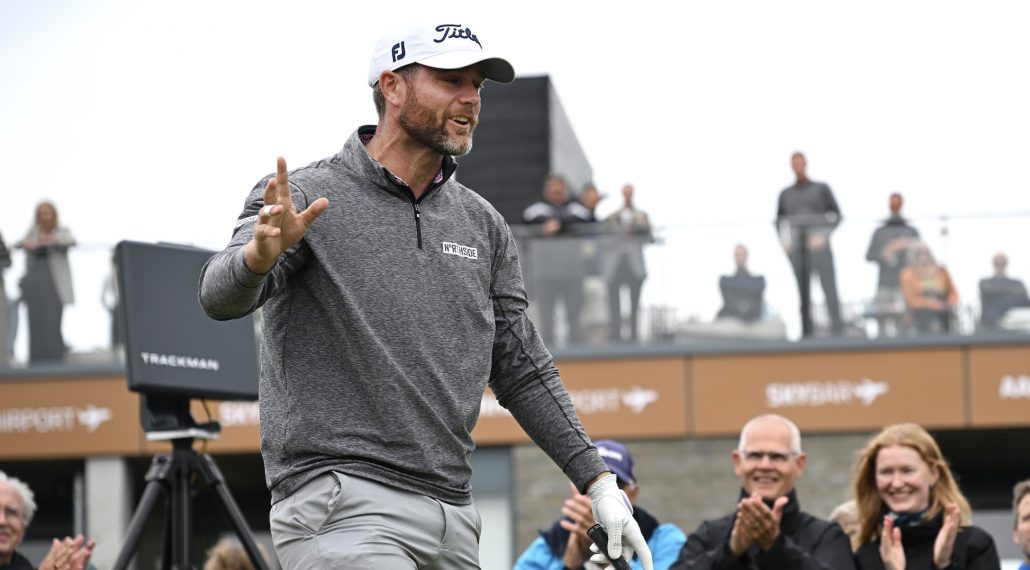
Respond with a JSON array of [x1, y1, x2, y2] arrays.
[[117, 240, 260, 436], [113, 240, 269, 570]]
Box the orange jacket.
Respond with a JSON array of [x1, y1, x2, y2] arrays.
[[901, 265, 959, 310]]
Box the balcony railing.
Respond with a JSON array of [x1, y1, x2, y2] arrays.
[[2, 211, 1028, 371]]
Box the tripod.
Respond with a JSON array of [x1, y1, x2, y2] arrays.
[[113, 397, 271, 570]]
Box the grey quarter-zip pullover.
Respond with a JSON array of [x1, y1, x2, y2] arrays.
[[199, 126, 606, 505]]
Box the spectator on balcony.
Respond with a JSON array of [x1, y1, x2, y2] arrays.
[[578, 183, 604, 223], [865, 192, 919, 336], [716, 244, 766, 323], [0, 230, 11, 368], [978, 252, 1030, 331], [523, 175, 592, 345], [900, 240, 957, 334], [577, 183, 612, 345], [776, 152, 843, 337], [15, 201, 76, 364], [523, 174, 593, 234], [604, 183, 652, 343]]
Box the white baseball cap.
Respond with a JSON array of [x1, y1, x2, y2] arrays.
[[368, 22, 515, 87]]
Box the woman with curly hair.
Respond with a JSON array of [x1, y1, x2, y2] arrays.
[[852, 423, 1000, 569]]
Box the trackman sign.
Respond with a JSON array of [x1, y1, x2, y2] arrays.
[[141, 352, 220, 371], [766, 378, 889, 408]]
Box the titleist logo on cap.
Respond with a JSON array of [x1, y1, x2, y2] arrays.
[[433, 24, 481, 47], [368, 21, 514, 87]]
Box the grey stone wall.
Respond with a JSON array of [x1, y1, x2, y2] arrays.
[[511, 431, 875, 556]]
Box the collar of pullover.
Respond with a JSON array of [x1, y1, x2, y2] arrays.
[[353, 125, 458, 200]]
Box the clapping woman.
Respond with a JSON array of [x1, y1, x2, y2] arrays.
[[852, 423, 1000, 569]]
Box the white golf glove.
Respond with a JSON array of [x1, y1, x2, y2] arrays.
[[588, 542, 631, 570], [587, 473, 654, 570], [583, 556, 607, 570]]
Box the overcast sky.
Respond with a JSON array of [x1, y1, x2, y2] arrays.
[[3, 0, 1030, 352]]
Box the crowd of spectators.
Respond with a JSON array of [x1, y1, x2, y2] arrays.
[[4, 424, 1028, 569], [515, 416, 1028, 569], [516, 152, 1030, 347], [2, 155, 1030, 363], [0, 185, 1023, 560], [521, 177, 654, 346]]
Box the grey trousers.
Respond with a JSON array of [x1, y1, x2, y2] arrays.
[[270, 471, 482, 569]]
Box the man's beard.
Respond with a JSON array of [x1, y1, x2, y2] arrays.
[[399, 90, 475, 156]]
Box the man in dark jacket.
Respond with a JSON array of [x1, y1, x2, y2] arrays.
[[716, 245, 766, 323], [865, 193, 919, 336], [979, 252, 1030, 330], [522, 175, 593, 346], [671, 414, 855, 569], [776, 152, 843, 337]]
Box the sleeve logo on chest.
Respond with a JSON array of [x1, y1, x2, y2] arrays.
[[442, 241, 478, 260]]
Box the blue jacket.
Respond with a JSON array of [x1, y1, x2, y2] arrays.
[[513, 505, 686, 570]]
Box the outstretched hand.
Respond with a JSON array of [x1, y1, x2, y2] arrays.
[[243, 157, 330, 274]]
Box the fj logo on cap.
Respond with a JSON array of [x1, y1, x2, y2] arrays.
[[434, 24, 481, 47], [391, 41, 406, 62]]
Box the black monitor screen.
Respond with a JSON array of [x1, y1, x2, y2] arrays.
[[116, 240, 259, 400]]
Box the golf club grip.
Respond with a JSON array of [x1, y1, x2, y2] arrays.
[[587, 524, 632, 570]]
